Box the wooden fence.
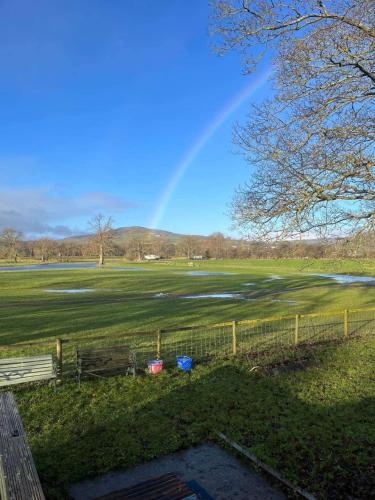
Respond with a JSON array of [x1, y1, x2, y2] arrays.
[[0, 306, 374, 379]]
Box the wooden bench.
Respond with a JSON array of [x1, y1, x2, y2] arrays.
[[76, 346, 136, 386], [0, 392, 45, 499], [0, 355, 56, 388], [94, 473, 197, 500]]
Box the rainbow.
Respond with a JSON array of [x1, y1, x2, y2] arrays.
[[149, 67, 273, 229]]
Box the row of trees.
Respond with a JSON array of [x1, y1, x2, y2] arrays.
[[1, 221, 375, 263]]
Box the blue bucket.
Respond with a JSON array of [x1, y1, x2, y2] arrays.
[[176, 355, 192, 371]]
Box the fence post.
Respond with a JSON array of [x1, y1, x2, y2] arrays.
[[156, 329, 161, 359], [294, 315, 299, 345], [232, 321, 237, 356], [56, 338, 63, 380], [344, 309, 349, 338]]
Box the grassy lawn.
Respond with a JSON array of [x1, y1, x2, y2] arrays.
[[1, 258, 375, 347], [0, 258, 374, 498], [12, 334, 375, 499]]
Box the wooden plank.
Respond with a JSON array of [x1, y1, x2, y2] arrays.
[[0, 374, 55, 388], [77, 351, 129, 357], [78, 345, 131, 353], [0, 356, 53, 366], [0, 355, 52, 365], [0, 393, 45, 500], [80, 365, 133, 373], [80, 356, 131, 363], [0, 364, 54, 372], [156, 329, 161, 359], [79, 363, 134, 371], [0, 368, 54, 377], [79, 356, 133, 363], [0, 364, 54, 373], [232, 321, 237, 355], [0, 366, 54, 378], [77, 347, 133, 358], [0, 372, 55, 384], [79, 367, 132, 375], [94, 473, 196, 500], [0, 355, 55, 388], [0, 366, 54, 376], [79, 358, 133, 365], [56, 338, 62, 378]]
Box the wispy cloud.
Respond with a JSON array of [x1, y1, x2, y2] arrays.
[[0, 187, 132, 238]]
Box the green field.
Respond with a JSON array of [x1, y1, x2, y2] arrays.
[[1, 258, 374, 498], [1, 258, 375, 346], [12, 335, 375, 499]]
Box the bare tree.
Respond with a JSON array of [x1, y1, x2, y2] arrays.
[[212, 0, 375, 239], [207, 232, 229, 258], [177, 236, 203, 259], [1, 228, 23, 262], [125, 235, 147, 261], [88, 214, 114, 266], [34, 238, 56, 262]]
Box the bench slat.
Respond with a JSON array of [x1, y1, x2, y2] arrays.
[[0, 355, 52, 364], [80, 358, 134, 367], [0, 359, 53, 366], [0, 355, 55, 388], [79, 358, 133, 365], [0, 369, 55, 379], [78, 346, 131, 353], [0, 393, 45, 499], [0, 374, 55, 384], [0, 374, 56, 388], [0, 365, 54, 374]]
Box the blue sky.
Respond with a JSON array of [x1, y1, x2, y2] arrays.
[[0, 0, 272, 238]]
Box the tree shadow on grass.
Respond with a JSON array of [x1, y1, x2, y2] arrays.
[[15, 347, 375, 500], [1, 271, 375, 346]]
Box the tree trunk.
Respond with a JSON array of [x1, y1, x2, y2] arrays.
[[99, 244, 104, 266]]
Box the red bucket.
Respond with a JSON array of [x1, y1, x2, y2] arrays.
[[148, 359, 163, 374]]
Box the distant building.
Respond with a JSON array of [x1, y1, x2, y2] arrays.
[[144, 254, 161, 261], [192, 255, 205, 260]]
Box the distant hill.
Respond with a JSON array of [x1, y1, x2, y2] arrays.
[[63, 226, 212, 245]]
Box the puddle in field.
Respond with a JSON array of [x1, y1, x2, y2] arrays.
[[265, 275, 284, 281], [44, 288, 96, 294], [184, 271, 234, 276], [313, 273, 375, 284], [183, 293, 243, 299]]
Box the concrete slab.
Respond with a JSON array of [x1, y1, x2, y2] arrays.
[[69, 443, 285, 500]]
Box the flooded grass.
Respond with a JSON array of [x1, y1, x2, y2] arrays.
[[313, 273, 375, 283]]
